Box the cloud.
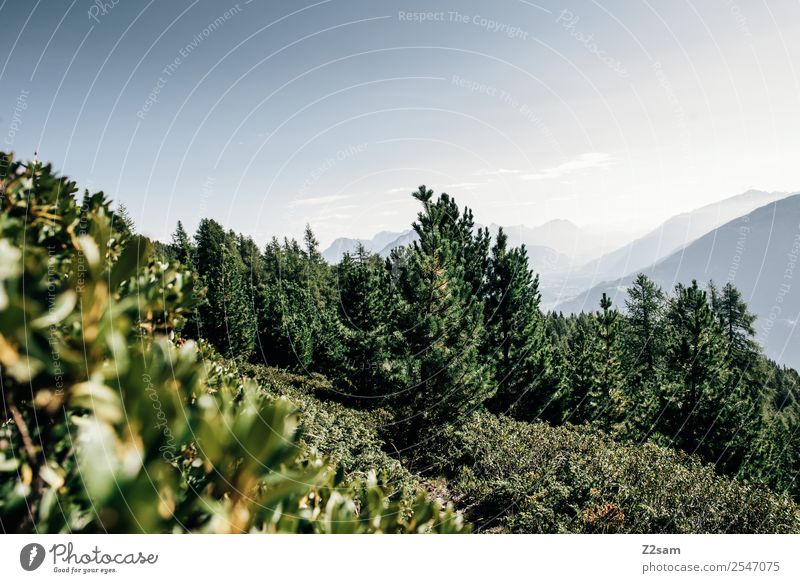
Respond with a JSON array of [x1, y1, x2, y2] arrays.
[[475, 168, 521, 176], [521, 152, 614, 181], [445, 182, 484, 191], [290, 193, 351, 206]]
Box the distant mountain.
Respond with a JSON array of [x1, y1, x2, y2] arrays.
[[490, 220, 627, 263], [581, 189, 793, 282], [556, 194, 800, 370], [322, 230, 408, 263], [325, 225, 573, 274], [377, 229, 418, 257]]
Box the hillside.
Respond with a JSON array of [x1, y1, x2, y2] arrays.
[[241, 363, 800, 533], [67, 329, 793, 536], [556, 194, 800, 370], [580, 189, 793, 283]]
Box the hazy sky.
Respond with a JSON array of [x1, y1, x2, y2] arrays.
[[2, 0, 799, 246]]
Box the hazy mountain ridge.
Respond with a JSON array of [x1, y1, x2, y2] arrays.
[[324, 219, 616, 268], [556, 193, 800, 369], [580, 189, 793, 283]]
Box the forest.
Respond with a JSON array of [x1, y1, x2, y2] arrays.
[[2, 152, 799, 533]]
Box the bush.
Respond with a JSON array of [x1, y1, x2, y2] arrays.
[[429, 411, 800, 533], [237, 363, 421, 498]]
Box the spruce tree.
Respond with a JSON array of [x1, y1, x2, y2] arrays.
[[709, 281, 763, 471], [560, 313, 598, 424], [334, 244, 394, 402], [169, 221, 199, 339], [256, 228, 342, 372], [710, 281, 758, 367]]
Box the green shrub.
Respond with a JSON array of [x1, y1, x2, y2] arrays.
[[430, 411, 800, 533]]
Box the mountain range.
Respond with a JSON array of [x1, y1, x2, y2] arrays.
[[579, 189, 791, 283], [323, 218, 630, 268], [556, 194, 800, 370]]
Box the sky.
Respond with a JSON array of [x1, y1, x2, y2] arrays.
[[2, 0, 800, 247]]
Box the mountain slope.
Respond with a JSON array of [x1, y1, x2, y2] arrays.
[[581, 190, 793, 282], [556, 194, 800, 369]]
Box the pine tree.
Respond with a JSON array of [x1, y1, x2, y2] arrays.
[[334, 245, 395, 402], [194, 219, 255, 359], [484, 228, 553, 420], [393, 186, 491, 447], [592, 293, 624, 429], [171, 220, 194, 267], [618, 274, 666, 440], [661, 280, 729, 457]]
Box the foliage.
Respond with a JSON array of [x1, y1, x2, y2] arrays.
[[389, 187, 492, 446], [9, 152, 799, 534], [484, 228, 553, 420], [0, 153, 467, 534], [428, 411, 800, 533], [194, 219, 256, 359]]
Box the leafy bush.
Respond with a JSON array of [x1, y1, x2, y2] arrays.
[[237, 363, 421, 498], [0, 153, 467, 534], [429, 411, 800, 533]]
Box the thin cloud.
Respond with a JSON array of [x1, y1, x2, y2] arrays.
[[445, 182, 484, 191], [475, 168, 521, 176], [521, 152, 614, 181], [290, 193, 351, 206]]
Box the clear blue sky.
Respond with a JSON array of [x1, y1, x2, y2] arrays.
[[2, 0, 799, 246]]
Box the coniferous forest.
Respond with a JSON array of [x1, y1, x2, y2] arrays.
[[2, 153, 799, 534]]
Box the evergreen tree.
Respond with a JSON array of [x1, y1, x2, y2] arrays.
[[393, 186, 491, 446], [593, 293, 624, 429], [560, 313, 598, 424], [256, 228, 342, 372], [710, 281, 758, 367], [618, 274, 666, 440], [171, 220, 195, 267], [256, 237, 301, 367], [484, 228, 553, 419], [194, 219, 255, 359], [112, 202, 135, 237], [709, 281, 764, 471], [660, 281, 729, 457], [168, 221, 199, 339], [334, 245, 395, 402]]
